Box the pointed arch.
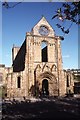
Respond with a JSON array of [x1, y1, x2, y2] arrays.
[[42, 63, 46, 71], [35, 64, 41, 72], [39, 71, 57, 84], [42, 63, 51, 72], [51, 64, 57, 72], [38, 72, 58, 96]]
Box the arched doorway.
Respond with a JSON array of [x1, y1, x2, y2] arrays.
[[42, 79, 49, 96]]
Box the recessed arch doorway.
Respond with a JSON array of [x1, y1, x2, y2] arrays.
[[42, 79, 49, 96], [35, 71, 58, 96]]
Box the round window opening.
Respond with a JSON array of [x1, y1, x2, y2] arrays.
[[39, 26, 49, 36]]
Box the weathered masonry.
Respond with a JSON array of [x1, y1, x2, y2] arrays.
[[0, 17, 74, 98]]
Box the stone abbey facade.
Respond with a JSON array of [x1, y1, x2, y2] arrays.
[[0, 17, 74, 98]]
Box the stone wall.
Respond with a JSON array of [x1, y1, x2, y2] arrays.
[[1, 17, 74, 98], [13, 40, 26, 72]]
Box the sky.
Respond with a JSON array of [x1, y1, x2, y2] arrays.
[[1, 1, 78, 69]]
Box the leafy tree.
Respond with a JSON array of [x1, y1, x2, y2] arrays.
[[52, 2, 80, 34]]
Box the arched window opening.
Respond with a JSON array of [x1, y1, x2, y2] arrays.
[[17, 76, 21, 88], [41, 41, 48, 62], [67, 75, 69, 87]]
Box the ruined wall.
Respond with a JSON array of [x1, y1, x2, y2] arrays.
[[12, 46, 20, 62], [13, 40, 26, 72], [7, 70, 29, 98], [24, 17, 66, 97], [2, 17, 74, 98]]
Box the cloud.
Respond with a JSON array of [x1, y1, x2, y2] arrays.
[[62, 55, 70, 58]]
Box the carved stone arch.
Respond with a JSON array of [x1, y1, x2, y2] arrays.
[[42, 63, 51, 72], [41, 40, 48, 45], [42, 63, 46, 71], [35, 64, 41, 72], [40, 72, 57, 83], [51, 64, 57, 72], [17, 73, 23, 82], [38, 72, 58, 96]]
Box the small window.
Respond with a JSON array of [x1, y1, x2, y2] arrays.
[[67, 75, 69, 87], [17, 76, 21, 88]]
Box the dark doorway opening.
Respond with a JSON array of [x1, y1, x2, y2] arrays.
[[17, 76, 21, 88], [42, 79, 49, 96], [67, 75, 69, 87]]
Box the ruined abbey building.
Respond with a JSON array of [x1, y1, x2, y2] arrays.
[[0, 17, 74, 98]]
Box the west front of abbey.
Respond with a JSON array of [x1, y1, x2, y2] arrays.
[[0, 17, 74, 98]]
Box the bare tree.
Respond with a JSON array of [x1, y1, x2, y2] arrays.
[[2, 1, 24, 9]]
